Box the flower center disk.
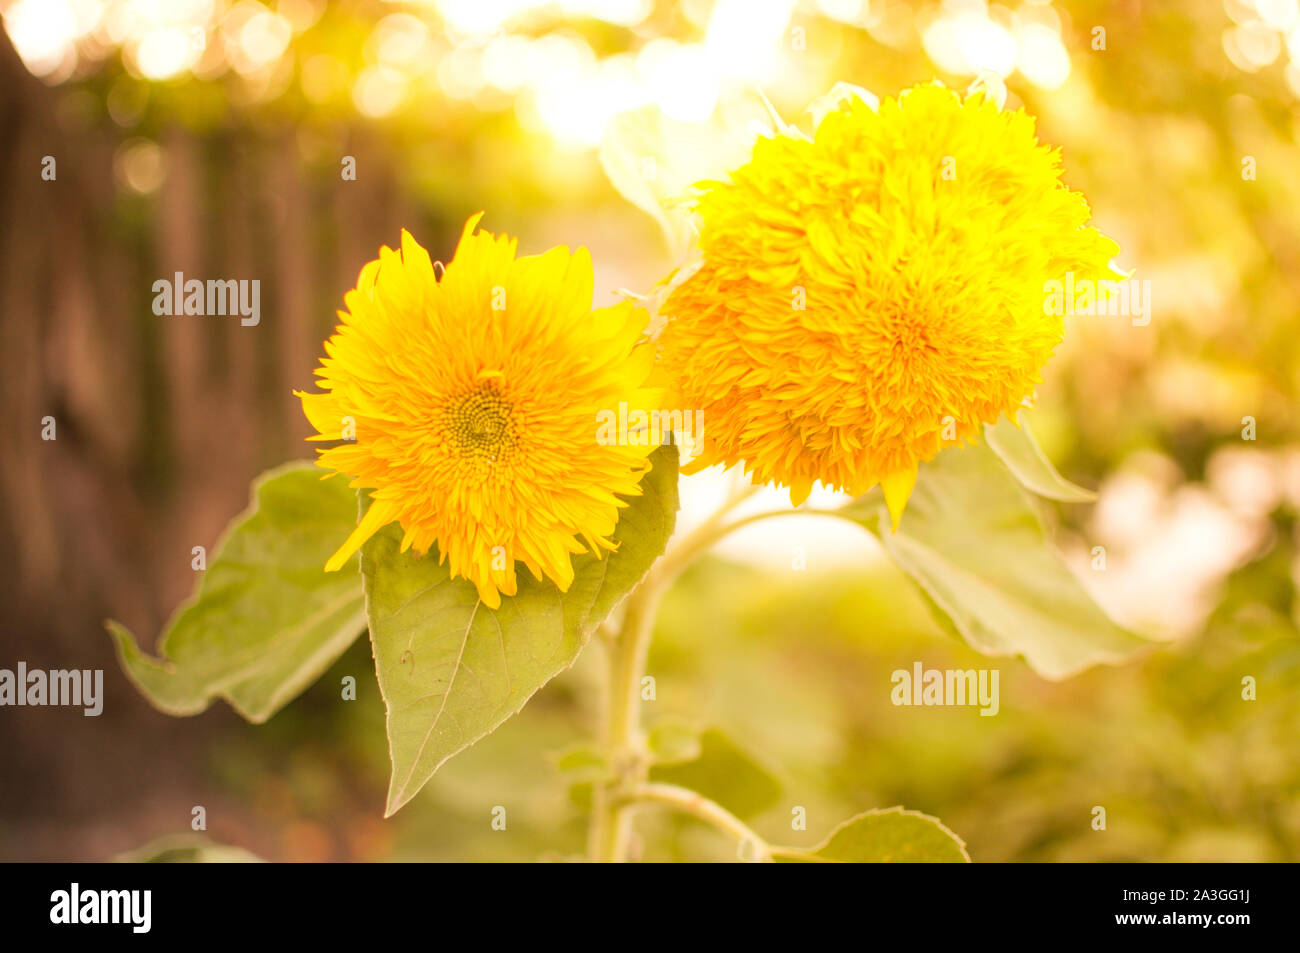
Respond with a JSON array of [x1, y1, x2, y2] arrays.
[[445, 382, 517, 464]]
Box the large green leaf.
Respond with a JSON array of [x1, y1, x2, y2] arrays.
[[108, 463, 366, 722], [984, 414, 1095, 503], [774, 807, 970, 863], [364, 446, 680, 817], [837, 441, 1151, 679]]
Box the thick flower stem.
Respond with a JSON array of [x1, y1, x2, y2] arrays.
[[587, 479, 761, 863], [589, 576, 663, 862]]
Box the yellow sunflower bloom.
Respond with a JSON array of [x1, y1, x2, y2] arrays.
[[296, 215, 660, 608], [660, 82, 1121, 525]]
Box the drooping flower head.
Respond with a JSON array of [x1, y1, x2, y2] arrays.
[[659, 83, 1121, 524], [297, 215, 659, 608]]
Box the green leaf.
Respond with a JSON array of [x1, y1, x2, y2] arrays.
[[598, 105, 768, 260], [108, 463, 366, 723], [364, 445, 680, 817], [984, 413, 1095, 502], [806, 81, 879, 129], [646, 718, 702, 765], [774, 807, 970, 863], [837, 441, 1151, 680], [649, 728, 781, 820], [551, 743, 609, 783]]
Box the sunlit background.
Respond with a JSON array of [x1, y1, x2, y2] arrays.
[[2, 0, 1298, 862], [2, 0, 1080, 138]]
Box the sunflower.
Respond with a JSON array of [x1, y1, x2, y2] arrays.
[[296, 215, 660, 608], [659, 82, 1121, 525]]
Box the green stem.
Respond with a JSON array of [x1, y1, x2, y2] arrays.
[[588, 574, 663, 862], [587, 481, 764, 862], [584, 483, 841, 861], [618, 782, 773, 862]]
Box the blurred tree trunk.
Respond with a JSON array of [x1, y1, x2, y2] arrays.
[[0, 29, 422, 856]]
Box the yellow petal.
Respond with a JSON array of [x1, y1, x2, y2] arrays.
[[881, 465, 918, 532], [297, 390, 344, 437], [788, 476, 814, 507], [474, 576, 502, 610], [324, 500, 394, 572]]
